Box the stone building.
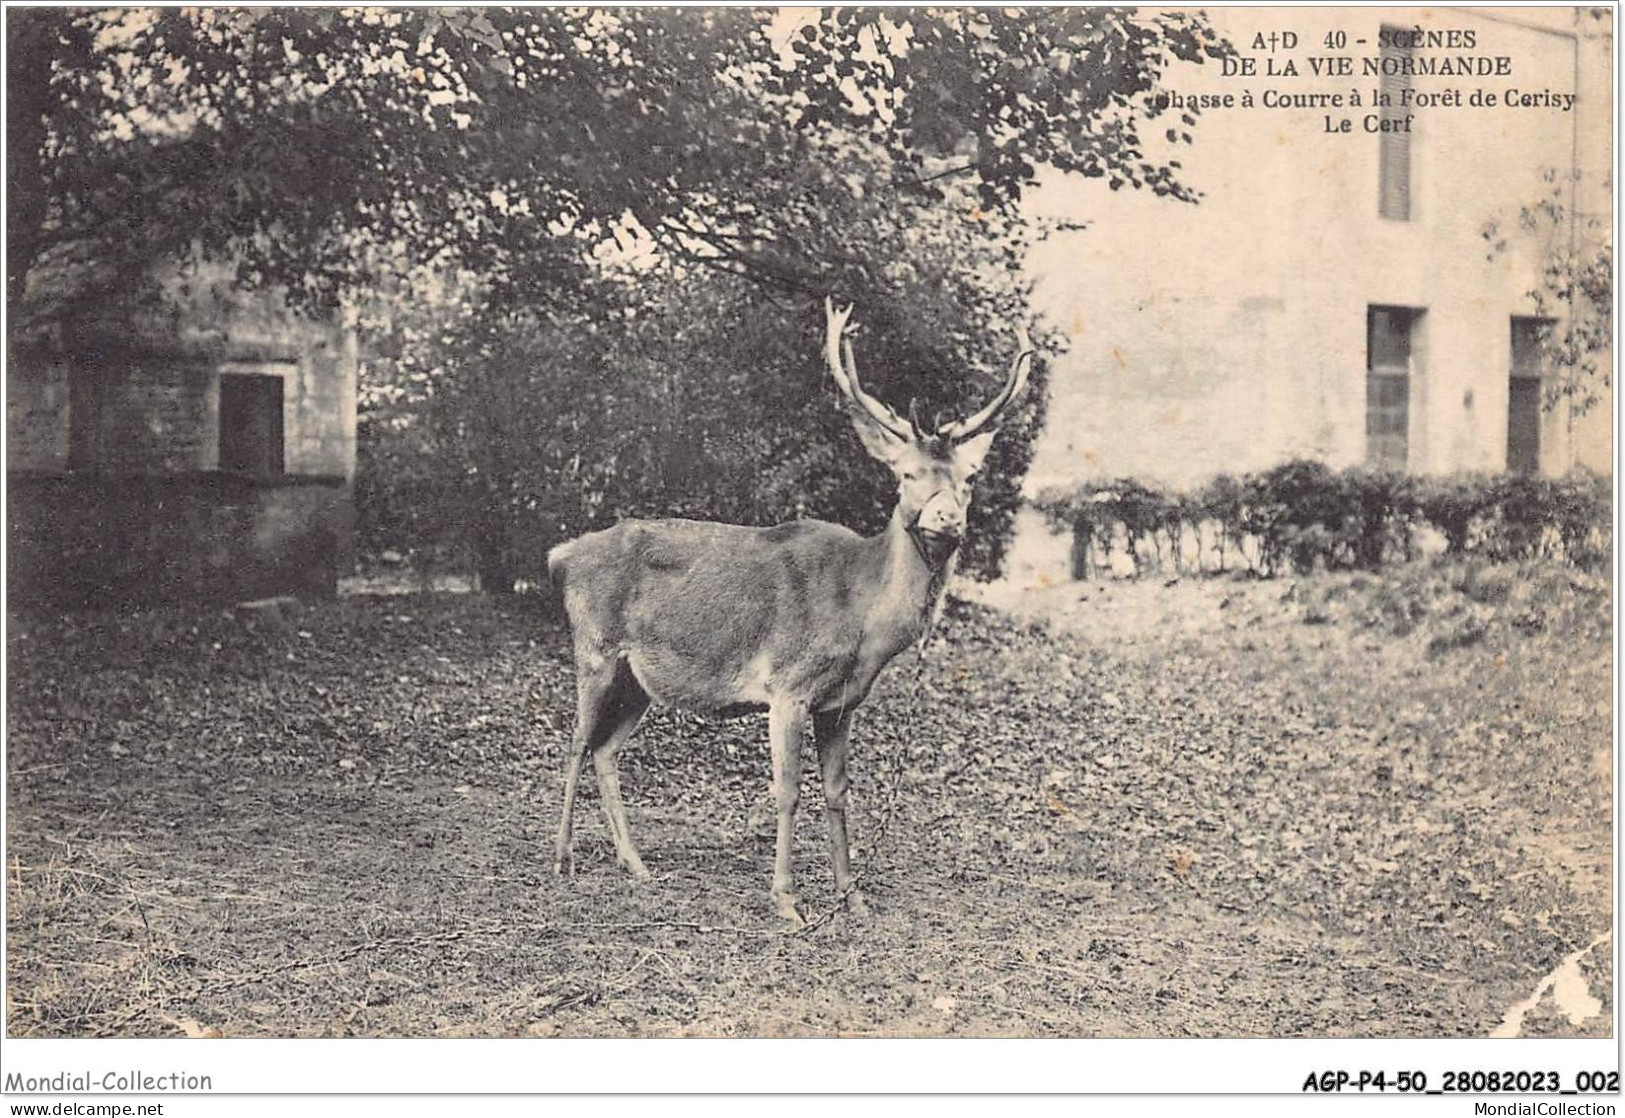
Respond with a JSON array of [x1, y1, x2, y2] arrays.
[[8, 258, 357, 607], [1009, 6, 1612, 584]]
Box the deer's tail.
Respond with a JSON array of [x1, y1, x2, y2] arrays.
[[546, 539, 576, 588], [543, 540, 578, 621]]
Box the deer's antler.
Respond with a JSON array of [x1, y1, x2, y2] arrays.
[[938, 324, 1034, 441], [824, 297, 915, 442]]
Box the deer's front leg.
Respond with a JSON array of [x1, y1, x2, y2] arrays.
[[814, 708, 869, 918], [767, 701, 806, 926]]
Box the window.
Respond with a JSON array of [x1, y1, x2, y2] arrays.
[[1507, 317, 1549, 474], [1366, 306, 1420, 469], [1377, 27, 1413, 220], [218, 373, 284, 475]]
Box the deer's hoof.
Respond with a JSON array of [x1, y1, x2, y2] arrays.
[[624, 862, 653, 884], [773, 890, 806, 928], [845, 890, 872, 919]]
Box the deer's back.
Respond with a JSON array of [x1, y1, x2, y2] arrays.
[[550, 518, 878, 711]]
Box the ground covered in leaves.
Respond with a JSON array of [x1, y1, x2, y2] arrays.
[[7, 559, 1612, 1038]]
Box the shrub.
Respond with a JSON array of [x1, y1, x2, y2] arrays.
[[1338, 469, 1420, 571], [1548, 471, 1611, 568], [1239, 461, 1418, 574], [361, 276, 1053, 585], [1193, 473, 1248, 572], [1038, 461, 1609, 579], [1415, 475, 1495, 556], [1415, 471, 1610, 569], [1035, 478, 1185, 578]]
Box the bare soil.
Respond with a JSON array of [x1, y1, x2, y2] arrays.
[[6, 559, 1612, 1038]]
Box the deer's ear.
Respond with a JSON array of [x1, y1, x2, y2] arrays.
[[954, 428, 999, 476], [849, 409, 911, 466]]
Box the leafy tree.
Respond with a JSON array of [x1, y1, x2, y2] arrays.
[[1481, 169, 1613, 414], [362, 207, 1054, 585], [11, 7, 1225, 313], [12, 7, 1228, 580], [778, 8, 1225, 210]]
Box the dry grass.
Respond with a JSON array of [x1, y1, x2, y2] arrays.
[[7, 559, 1612, 1038]]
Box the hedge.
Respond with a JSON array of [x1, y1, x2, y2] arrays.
[[1035, 461, 1611, 578]]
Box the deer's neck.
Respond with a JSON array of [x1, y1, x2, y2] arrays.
[[861, 507, 956, 651]]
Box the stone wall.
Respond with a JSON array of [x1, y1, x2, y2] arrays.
[[67, 352, 215, 473], [6, 265, 359, 607], [9, 473, 346, 609], [6, 352, 69, 473]]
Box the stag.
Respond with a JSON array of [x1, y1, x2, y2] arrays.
[[548, 298, 1033, 924]]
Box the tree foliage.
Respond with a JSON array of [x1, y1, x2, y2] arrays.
[[778, 7, 1225, 210], [360, 229, 1053, 585], [12, 7, 1228, 580], [11, 7, 1226, 310], [1481, 169, 1613, 414]]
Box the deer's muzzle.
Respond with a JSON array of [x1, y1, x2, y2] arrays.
[[909, 493, 966, 567], [915, 491, 967, 538]]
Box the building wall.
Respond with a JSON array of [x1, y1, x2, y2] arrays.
[[1023, 6, 1612, 498], [6, 352, 70, 473], [66, 352, 215, 473], [11, 254, 358, 480], [7, 262, 359, 606], [8, 473, 345, 608]]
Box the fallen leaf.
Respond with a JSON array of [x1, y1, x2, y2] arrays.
[[158, 1014, 222, 1039]]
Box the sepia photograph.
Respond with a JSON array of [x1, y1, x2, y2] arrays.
[[2, 1, 1617, 1098]]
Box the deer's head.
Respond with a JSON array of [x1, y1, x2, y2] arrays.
[[824, 298, 1034, 562]]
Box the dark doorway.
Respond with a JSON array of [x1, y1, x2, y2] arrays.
[[1507, 317, 1549, 475], [219, 373, 285, 475], [1366, 305, 1422, 470]]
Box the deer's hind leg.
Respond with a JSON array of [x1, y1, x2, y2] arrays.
[[555, 652, 607, 876], [555, 653, 651, 879]]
